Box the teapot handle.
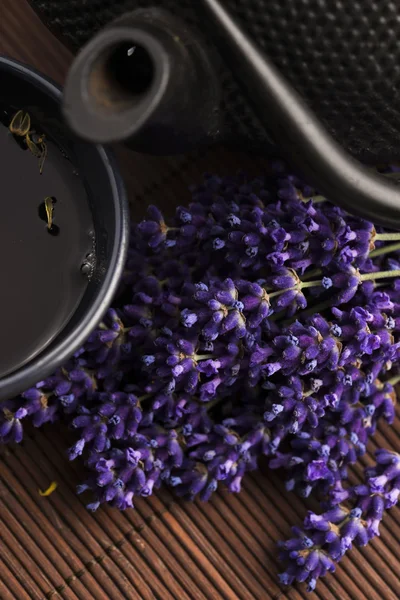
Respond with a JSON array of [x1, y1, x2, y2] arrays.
[[198, 0, 400, 229]]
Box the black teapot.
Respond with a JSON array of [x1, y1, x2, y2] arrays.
[[29, 0, 400, 226]]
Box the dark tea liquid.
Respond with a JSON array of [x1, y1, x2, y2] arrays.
[[0, 113, 94, 378]]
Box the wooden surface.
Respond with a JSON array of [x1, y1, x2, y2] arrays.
[[0, 1, 399, 599]]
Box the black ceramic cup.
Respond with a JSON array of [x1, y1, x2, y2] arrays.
[[0, 56, 129, 401]]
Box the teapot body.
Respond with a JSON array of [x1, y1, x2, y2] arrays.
[[30, 0, 400, 162]]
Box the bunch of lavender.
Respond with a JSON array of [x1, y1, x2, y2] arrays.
[[1, 165, 399, 592]]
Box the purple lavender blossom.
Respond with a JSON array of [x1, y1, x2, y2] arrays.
[[279, 449, 400, 592]]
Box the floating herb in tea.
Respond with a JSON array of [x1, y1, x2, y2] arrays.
[[39, 196, 60, 236], [26, 131, 47, 174], [9, 109, 48, 173], [9, 109, 31, 136], [44, 196, 54, 229]]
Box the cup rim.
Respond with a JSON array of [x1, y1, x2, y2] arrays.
[[0, 55, 130, 400]]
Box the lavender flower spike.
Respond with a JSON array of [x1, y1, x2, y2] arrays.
[[279, 449, 400, 592]]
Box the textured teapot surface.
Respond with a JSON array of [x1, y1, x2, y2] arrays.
[[30, 0, 400, 162]]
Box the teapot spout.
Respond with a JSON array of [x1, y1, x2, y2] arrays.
[[63, 8, 221, 154]]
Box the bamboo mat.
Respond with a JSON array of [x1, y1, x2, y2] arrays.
[[0, 1, 399, 598]]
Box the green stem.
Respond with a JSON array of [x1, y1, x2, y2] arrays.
[[269, 286, 297, 299], [387, 374, 400, 387], [269, 279, 324, 299], [302, 194, 327, 204], [381, 171, 400, 181], [300, 280, 323, 289], [374, 233, 400, 241], [194, 354, 215, 361], [360, 269, 400, 281], [369, 241, 400, 258]]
